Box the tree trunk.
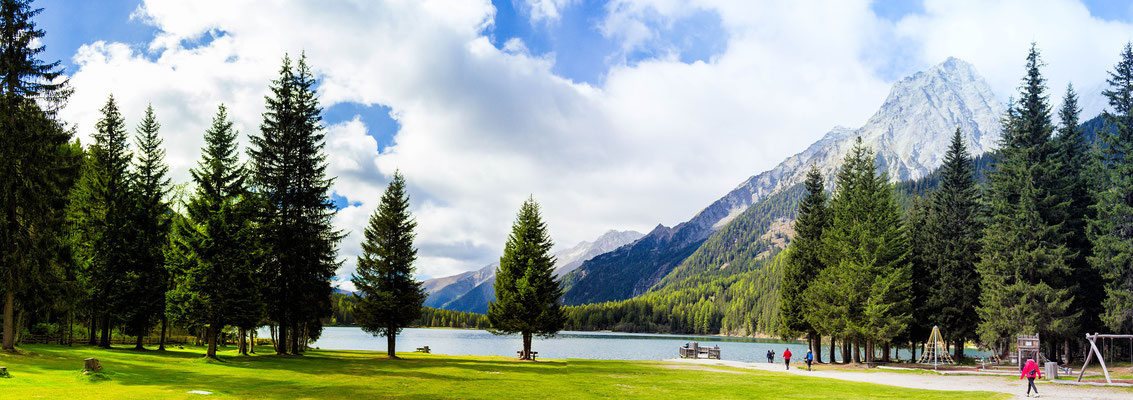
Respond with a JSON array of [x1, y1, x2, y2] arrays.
[[99, 315, 110, 348], [158, 316, 168, 351], [811, 333, 823, 363], [276, 322, 288, 355], [522, 331, 533, 360], [882, 342, 891, 362], [387, 331, 397, 358], [238, 328, 247, 355], [88, 315, 97, 345], [134, 332, 145, 350], [290, 323, 301, 355], [852, 340, 861, 364], [830, 336, 837, 364], [2, 280, 14, 351], [841, 338, 851, 364], [953, 339, 964, 361], [206, 324, 218, 359], [250, 329, 256, 354]]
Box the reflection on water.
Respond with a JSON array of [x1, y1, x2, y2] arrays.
[[302, 327, 986, 363]]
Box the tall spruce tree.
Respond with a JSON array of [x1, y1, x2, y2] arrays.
[[807, 137, 910, 363], [120, 105, 171, 350], [351, 172, 425, 358], [924, 129, 982, 360], [780, 166, 827, 362], [0, 0, 72, 351], [167, 105, 263, 359], [904, 195, 932, 362], [1089, 43, 1133, 333], [488, 197, 565, 360], [1056, 84, 1102, 361], [250, 54, 341, 355], [977, 45, 1077, 351], [70, 95, 134, 348]]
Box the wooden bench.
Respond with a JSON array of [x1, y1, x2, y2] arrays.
[[415, 346, 431, 353], [517, 351, 538, 360]]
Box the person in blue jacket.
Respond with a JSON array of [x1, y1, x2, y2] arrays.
[[805, 349, 814, 371]]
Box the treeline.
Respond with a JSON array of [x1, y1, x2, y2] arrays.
[[779, 43, 1133, 365], [566, 250, 786, 335], [328, 292, 489, 330]]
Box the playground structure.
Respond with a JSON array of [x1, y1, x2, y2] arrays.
[[917, 325, 955, 367], [1077, 333, 1133, 384], [1016, 334, 1042, 371]]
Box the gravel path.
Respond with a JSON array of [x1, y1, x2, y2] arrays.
[[664, 358, 1133, 399]]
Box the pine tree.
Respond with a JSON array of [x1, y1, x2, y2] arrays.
[[903, 195, 932, 361], [780, 166, 827, 361], [70, 95, 134, 348], [351, 172, 425, 358], [924, 129, 982, 360], [0, 0, 72, 351], [488, 197, 565, 360], [167, 105, 263, 359], [119, 105, 171, 350], [977, 44, 1077, 351], [1056, 84, 1103, 361], [250, 54, 341, 355], [1089, 42, 1133, 333], [808, 137, 910, 363]]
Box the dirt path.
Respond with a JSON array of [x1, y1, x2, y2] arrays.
[[665, 358, 1133, 399]]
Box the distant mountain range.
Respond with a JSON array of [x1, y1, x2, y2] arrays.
[[561, 57, 1006, 305], [421, 230, 643, 313]]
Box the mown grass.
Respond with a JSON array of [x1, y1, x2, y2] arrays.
[[0, 344, 1008, 399]]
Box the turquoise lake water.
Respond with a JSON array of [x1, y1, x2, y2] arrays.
[[304, 327, 985, 363]]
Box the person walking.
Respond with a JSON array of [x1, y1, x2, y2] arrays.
[[805, 349, 813, 371], [783, 348, 792, 370], [767, 349, 775, 363], [1020, 358, 1042, 397]]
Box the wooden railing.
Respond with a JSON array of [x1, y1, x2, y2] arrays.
[[678, 342, 721, 360]]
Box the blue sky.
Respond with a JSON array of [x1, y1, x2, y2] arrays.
[[35, 0, 1133, 175], [39, 0, 1133, 282]]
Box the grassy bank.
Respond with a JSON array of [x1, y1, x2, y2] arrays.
[[0, 344, 1006, 399]]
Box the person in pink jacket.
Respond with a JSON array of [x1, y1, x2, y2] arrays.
[[1020, 358, 1042, 397]]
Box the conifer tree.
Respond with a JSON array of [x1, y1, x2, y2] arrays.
[[903, 195, 932, 361], [351, 172, 425, 358], [924, 129, 982, 360], [808, 137, 910, 363], [167, 105, 263, 359], [250, 54, 341, 355], [1056, 84, 1103, 360], [488, 197, 565, 360], [0, 0, 72, 351], [119, 105, 171, 350], [780, 166, 827, 361], [1089, 43, 1133, 333], [70, 95, 134, 348], [977, 45, 1077, 350]]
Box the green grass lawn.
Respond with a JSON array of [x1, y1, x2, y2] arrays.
[[0, 344, 1008, 399]]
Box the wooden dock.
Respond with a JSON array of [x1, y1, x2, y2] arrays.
[[679, 342, 721, 360]]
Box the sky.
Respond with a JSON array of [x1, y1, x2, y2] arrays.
[[32, 0, 1133, 287]]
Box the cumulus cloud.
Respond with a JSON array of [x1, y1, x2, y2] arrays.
[[57, 0, 1133, 287]]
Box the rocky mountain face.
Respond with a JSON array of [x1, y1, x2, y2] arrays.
[[422, 229, 643, 312], [562, 57, 1005, 306]]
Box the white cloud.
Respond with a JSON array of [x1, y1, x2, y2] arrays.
[[524, 0, 578, 24], [58, 0, 1133, 286]]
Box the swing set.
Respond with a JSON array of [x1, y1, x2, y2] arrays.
[[1076, 333, 1133, 384]]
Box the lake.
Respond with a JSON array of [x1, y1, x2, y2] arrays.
[[305, 327, 985, 363]]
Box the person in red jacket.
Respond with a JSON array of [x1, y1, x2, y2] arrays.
[[783, 348, 792, 370], [1020, 358, 1042, 397]]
